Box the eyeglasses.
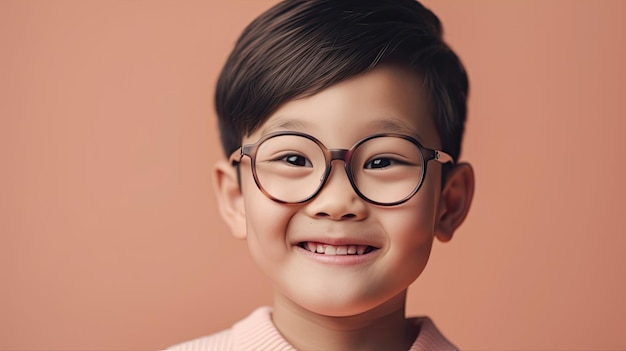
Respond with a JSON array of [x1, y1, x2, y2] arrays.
[[229, 131, 454, 206]]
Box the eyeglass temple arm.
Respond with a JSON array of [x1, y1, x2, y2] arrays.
[[433, 150, 454, 165], [229, 147, 243, 166], [227, 147, 244, 188]]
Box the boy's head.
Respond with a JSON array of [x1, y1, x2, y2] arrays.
[[212, 0, 474, 318], [215, 0, 469, 163]]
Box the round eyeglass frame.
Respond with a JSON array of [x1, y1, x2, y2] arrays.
[[229, 131, 454, 206]]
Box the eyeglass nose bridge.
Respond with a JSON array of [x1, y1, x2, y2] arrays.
[[317, 148, 357, 191], [328, 148, 350, 162], [324, 148, 353, 176]]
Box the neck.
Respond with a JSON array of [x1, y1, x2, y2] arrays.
[[271, 291, 416, 351]]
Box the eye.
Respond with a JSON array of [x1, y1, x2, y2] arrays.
[[281, 154, 313, 167], [364, 157, 395, 169]]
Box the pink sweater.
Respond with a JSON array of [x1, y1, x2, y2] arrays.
[[168, 307, 458, 351]]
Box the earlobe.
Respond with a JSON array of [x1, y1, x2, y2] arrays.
[[435, 163, 475, 242], [212, 160, 247, 239]]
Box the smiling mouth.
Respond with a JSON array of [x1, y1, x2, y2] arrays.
[[299, 242, 377, 256]]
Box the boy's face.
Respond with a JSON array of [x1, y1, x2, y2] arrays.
[[215, 63, 469, 317]]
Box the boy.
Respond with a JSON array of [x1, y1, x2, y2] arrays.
[[170, 0, 474, 350]]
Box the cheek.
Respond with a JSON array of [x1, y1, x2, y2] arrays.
[[382, 183, 439, 240], [241, 177, 295, 263], [376, 186, 440, 267], [380, 204, 436, 256]]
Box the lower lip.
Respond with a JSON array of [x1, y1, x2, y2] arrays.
[[295, 246, 379, 266]]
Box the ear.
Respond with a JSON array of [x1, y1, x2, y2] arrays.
[[435, 163, 475, 242], [212, 160, 247, 240]]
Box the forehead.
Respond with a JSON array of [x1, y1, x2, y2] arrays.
[[246, 63, 439, 148]]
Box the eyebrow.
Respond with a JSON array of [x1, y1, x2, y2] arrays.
[[258, 115, 425, 142], [257, 118, 311, 135], [368, 118, 425, 142]]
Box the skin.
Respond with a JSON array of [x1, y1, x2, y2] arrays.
[[214, 63, 474, 351]]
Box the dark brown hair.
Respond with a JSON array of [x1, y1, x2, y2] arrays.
[[215, 0, 469, 162]]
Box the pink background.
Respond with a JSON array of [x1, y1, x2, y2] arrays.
[[2, 1, 625, 350]]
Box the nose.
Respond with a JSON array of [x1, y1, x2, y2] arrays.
[[304, 159, 368, 221]]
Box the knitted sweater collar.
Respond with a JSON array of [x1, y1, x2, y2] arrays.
[[230, 307, 457, 351]]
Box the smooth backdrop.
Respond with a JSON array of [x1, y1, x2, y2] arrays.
[[2, 1, 625, 350]]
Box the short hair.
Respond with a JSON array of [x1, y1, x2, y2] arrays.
[[215, 0, 469, 163]]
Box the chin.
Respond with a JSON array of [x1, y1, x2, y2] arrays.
[[292, 290, 401, 318]]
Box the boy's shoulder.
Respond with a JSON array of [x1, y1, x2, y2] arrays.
[[166, 328, 234, 351], [166, 307, 294, 351], [167, 307, 458, 351], [408, 316, 459, 351]]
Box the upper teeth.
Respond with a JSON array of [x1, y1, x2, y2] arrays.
[[304, 242, 371, 255]]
